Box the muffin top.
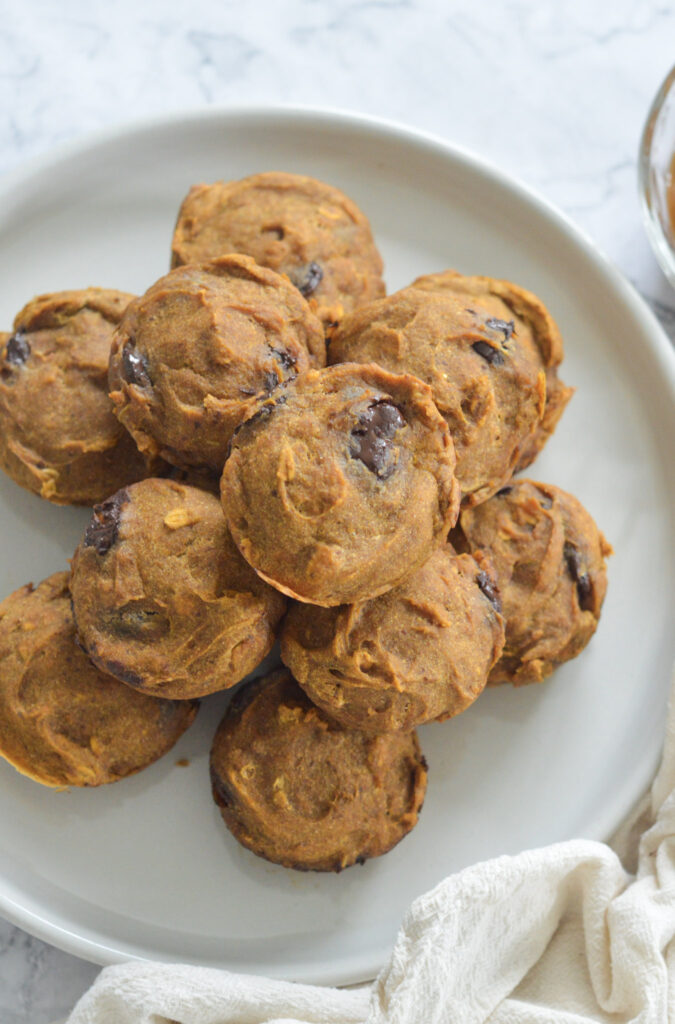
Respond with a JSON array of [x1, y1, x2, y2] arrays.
[[220, 363, 461, 606], [171, 171, 386, 331], [108, 254, 325, 472], [457, 479, 612, 684], [0, 572, 197, 787], [70, 478, 286, 699], [410, 270, 573, 473], [0, 288, 160, 505], [281, 546, 505, 733], [210, 669, 427, 871], [329, 286, 548, 505]]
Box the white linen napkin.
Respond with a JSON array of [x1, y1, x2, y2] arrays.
[[66, 672, 675, 1024]]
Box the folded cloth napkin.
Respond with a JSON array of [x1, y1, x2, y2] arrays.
[[66, 673, 675, 1024]]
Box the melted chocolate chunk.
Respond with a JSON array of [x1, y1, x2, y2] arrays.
[[485, 317, 515, 342], [83, 490, 129, 556], [576, 574, 593, 610], [350, 399, 406, 480], [472, 340, 505, 366], [292, 261, 323, 298], [564, 542, 593, 611], [5, 331, 30, 366], [271, 347, 297, 371], [475, 570, 502, 613], [262, 370, 280, 394], [496, 486, 513, 497], [121, 340, 152, 387]]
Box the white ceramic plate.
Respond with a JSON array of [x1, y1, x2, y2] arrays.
[[0, 108, 673, 986]]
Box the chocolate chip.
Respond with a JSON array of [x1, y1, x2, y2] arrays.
[[121, 340, 152, 387], [4, 331, 30, 366], [485, 317, 515, 341], [563, 542, 580, 578], [264, 348, 298, 393], [475, 570, 502, 613], [496, 486, 513, 497], [262, 370, 280, 394], [83, 490, 129, 556], [350, 399, 406, 480], [538, 492, 553, 509], [564, 542, 593, 611], [292, 261, 323, 298], [576, 574, 593, 610], [355, 855, 367, 866], [465, 308, 477, 315], [472, 341, 505, 366], [271, 347, 297, 372]]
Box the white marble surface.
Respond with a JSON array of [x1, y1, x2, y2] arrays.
[[0, 0, 673, 1020]]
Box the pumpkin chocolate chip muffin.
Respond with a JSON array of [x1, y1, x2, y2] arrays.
[[0, 289, 161, 505], [70, 478, 286, 699], [410, 270, 574, 472], [456, 479, 612, 685], [108, 254, 325, 473], [170, 171, 385, 331], [210, 669, 427, 871], [281, 546, 505, 733], [329, 286, 553, 506], [0, 572, 198, 787], [220, 363, 461, 606]]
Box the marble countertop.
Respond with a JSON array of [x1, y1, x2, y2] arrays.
[[1, 1, 674, 1020]]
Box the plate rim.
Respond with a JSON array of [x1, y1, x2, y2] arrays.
[[0, 103, 673, 984], [0, 102, 673, 383]]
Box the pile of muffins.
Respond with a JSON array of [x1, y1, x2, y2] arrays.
[[0, 171, 612, 872]]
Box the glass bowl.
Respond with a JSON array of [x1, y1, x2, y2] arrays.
[[639, 64, 675, 287]]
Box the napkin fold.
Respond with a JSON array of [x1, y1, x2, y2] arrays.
[[67, 674, 675, 1024]]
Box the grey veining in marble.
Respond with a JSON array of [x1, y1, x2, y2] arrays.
[[0, 0, 673, 1020], [0, 919, 98, 1024]]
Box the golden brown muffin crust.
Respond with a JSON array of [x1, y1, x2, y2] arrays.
[[210, 669, 427, 871], [0, 289, 161, 505], [70, 478, 286, 699], [221, 363, 461, 606], [281, 546, 505, 733], [171, 171, 385, 331], [0, 572, 198, 787], [458, 479, 612, 684], [108, 254, 325, 473]]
